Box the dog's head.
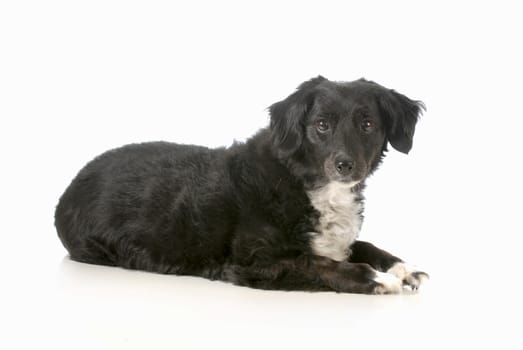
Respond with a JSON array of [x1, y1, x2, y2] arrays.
[[269, 76, 425, 188]]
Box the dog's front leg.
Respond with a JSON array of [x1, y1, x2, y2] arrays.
[[349, 241, 429, 290], [224, 255, 405, 294]]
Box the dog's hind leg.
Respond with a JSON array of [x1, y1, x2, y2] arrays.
[[67, 236, 118, 267], [349, 241, 429, 290]]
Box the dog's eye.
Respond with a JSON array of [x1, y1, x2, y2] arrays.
[[361, 119, 374, 133], [315, 119, 330, 133]]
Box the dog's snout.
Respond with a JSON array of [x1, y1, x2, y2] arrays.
[[334, 155, 354, 175]]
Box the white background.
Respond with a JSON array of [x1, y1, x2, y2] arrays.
[[1, 1, 522, 349]]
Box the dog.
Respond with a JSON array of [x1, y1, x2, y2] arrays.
[[55, 76, 428, 294]]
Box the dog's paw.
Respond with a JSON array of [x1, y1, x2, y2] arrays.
[[387, 262, 429, 291], [372, 271, 403, 294]]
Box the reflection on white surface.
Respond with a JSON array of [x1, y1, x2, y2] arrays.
[[3, 251, 519, 350], [45, 256, 516, 350]]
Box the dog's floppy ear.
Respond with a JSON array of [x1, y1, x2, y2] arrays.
[[269, 76, 326, 157], [377, 89, 425, 154]]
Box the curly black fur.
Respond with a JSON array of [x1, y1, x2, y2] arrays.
[[55, 76, 425, 294]]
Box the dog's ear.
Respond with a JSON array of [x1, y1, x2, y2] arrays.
[[269, 76, 326, 157], [377, 89, 425, 154]]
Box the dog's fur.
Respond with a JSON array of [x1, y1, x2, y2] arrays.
[[55, 76, 428, 294]]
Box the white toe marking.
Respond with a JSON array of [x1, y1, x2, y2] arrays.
[[373, 271, 402, 294], [387, 262, 417, 280], [387, 262, 429, 289]]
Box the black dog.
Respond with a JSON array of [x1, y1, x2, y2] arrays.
[[55, 76, 428, 294]]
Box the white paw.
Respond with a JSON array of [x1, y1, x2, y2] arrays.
[[387, 262, 429, 290], [373, 271, 403, 294]]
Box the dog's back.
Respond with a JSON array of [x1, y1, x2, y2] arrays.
[[55, 141, 235, 274]]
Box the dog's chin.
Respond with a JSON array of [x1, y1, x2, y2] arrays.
[[338, 178, 362, 187], [312, 165, 367, 190], [323, 173, 364, 188], [329, 169, 366, 184]]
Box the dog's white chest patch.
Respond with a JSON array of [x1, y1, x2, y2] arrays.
[[307, 181, 362, 261]]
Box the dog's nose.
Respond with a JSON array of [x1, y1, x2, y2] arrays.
[[335, 156, 354, 175]]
